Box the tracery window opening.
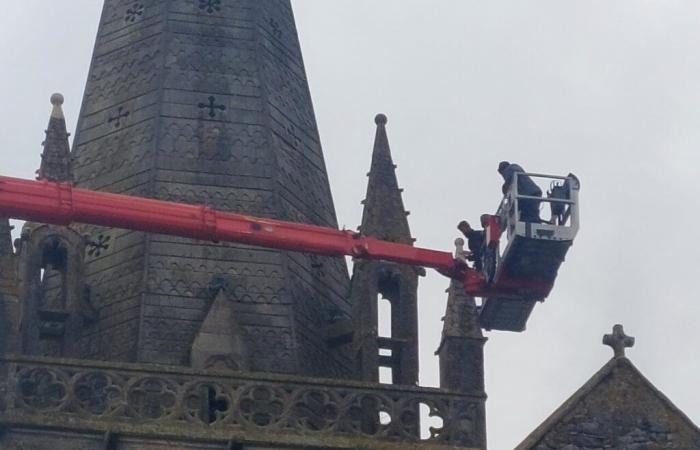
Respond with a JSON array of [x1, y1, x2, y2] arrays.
[[377, 274, 401, 384], [39, 238, 68, 310], [36, 238, 70, 356]]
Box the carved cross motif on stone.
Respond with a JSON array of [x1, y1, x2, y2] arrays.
[[603, 324, 635, 358], [269, 18, 282, 39], [198, 96, 226, 118], [107, 107, 130, 128], [87, 234, 111, 257], [125, 3, 144, 22], [199, 0, 221, 14], [309, 254, 325, 278]]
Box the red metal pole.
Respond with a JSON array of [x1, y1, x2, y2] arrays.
[[0, 176, 457, 272]]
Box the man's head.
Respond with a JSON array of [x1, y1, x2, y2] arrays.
[[498, 161, 510, 174], [457, 220, 472, 234]]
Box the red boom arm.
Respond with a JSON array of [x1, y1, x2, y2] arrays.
[[0, 176, 473, 281]]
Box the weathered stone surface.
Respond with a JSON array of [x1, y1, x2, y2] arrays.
[[516, 357, 700, 450], [0, 220, 19, 355]]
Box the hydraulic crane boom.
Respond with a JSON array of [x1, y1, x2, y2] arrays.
[[0, 172, 579, 332], [0, 174, 460, 275]]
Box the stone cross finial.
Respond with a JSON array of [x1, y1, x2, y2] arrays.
[[603, 324, 635, 358]]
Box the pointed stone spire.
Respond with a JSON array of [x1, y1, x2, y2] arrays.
[[435, 279, 487, 447], [37, 93, 72, 182], [437, 242, 486, 390], [359, 114, 413, 244], [70, 1, 351, 374]]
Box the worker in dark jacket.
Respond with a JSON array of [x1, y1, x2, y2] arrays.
[[498, 161, 542, 222], [457, 220, 485, 272]]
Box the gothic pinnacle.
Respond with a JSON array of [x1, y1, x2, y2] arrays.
[[359, 113, 412, 244], [37, 93, 72, 182]]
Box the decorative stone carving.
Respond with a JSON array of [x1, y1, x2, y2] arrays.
[[198, 0, 221, 14], [239, 385, 286, 428], [16, 367, 68, 411], [127, 377, 178, 420], [183, 381, 232, 425], [291, 389, 340, 432], [74, 371, 124, 416], [2, 356, 483, 447], [125, 2, 144, 22]]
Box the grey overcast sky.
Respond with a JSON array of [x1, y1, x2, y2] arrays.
[[2, 2, 700, 449]]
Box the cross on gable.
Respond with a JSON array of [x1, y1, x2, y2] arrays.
[[603, 324, 635, 358]]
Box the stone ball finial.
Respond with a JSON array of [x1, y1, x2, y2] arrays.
[[50, 93, 65, 119], [375, 113, 388, 126], [51, 93, 64, 106], [454, 238, 466, 260]]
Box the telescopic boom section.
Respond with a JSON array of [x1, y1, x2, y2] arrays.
[[0, 175, 457, 273]]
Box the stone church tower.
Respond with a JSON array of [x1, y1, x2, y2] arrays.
[[0, 2, 487, 449]]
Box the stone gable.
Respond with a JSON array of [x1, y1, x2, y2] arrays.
[[516, 357, 700, 450]]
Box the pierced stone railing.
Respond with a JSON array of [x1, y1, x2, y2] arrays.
[[0, 355, 482, 449]]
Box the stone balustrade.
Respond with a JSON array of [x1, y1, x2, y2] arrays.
[[0, 355, 482, 449]]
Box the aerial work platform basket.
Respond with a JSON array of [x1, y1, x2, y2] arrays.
[[478, 172, 580, 331]]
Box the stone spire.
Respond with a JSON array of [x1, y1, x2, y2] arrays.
[[359, 114, 413, 244], [69, 0, 351, 376], [435, 277, 487, 449], [37, 94, 72, 182], [436, 278, 486, 391], [351, 115, 420, 385]]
